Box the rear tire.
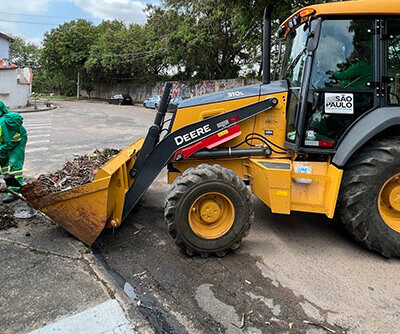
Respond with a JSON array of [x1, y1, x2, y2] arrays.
[[165, 164, 253, 257], [337, 136, 400, 257]]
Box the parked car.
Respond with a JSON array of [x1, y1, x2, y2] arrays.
[[108, 93, 133, 105], [155, 96, 187, 113], [143, 95, 160, 109]]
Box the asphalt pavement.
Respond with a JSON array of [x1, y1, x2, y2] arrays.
[[22, 100, 154, 177], [11, 100, 400, 333]]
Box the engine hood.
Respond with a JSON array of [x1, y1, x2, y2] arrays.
[[178, 80, 288, 109]]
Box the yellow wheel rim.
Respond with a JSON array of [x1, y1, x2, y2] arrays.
[[188, 192, 235, 239], [378, 173, 400, 233]]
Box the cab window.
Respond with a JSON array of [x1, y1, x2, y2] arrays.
[[281, 23, 309, 143], [387, 20, 400, 105], [304, 19, 375, 148]]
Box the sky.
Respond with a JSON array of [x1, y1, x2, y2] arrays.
[[0, 0, 160, 45]]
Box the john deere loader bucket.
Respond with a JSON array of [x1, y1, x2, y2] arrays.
[[25, 138, 144, 246]]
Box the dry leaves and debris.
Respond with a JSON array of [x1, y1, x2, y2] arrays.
[[0, 207, 17, 230], [21, 148, 119, 201]]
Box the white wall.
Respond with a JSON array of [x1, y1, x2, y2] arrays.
[[0, 68, 31, 108], [0, 37, 9, 60]]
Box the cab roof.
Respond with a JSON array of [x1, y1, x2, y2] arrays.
[[311, 0, 400, 16], [282, 0, 400, 29]]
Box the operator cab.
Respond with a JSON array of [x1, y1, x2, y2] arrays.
[[279, 5, 400, 153]]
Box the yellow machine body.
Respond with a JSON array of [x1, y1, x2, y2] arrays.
[[26, 0, 390, 246], [169, 91, 344, 218]]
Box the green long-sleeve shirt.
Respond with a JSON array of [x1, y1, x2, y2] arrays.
[[332, 60, 372, 89], [0, 112, 27, 155]]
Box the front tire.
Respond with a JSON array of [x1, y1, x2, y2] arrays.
[[165, 164, 253, 257], [337, 136, 400, 257]]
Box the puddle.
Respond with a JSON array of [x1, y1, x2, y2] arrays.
[[92, 247, 179, 334]]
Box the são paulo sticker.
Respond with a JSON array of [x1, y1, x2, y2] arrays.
[[325, 93, 354, 114]]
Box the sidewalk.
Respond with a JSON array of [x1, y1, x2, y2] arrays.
[[0, 194, 153, 334]]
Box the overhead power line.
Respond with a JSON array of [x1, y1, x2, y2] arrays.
[[0, 11, 101, 21], [0, 19, 59, 26]]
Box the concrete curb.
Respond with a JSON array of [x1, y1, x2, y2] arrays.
[[14, 106, 58, 113], [82, 253, 154, 334]]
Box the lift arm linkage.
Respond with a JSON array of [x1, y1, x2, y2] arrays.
[[122, 94, 279, 221]]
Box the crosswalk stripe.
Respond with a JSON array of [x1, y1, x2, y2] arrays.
[[24, 121, 52, 124], [27, 139, 50, 145], [25, 128, 52, 131], [28, 134, 51, 138], [26, 147, 49, 153], [27, 131, 51, 134]]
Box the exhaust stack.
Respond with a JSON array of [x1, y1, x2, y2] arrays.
[[262, 5, 273, 85]]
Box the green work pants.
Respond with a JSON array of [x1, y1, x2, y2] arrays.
[[0, 136, 27, 195]]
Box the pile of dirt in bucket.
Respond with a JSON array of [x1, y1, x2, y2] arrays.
[[21, 148, 120, 201], [0, 207, 17, 230]]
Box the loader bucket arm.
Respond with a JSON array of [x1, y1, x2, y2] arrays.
[[122, 96, 279, 221]]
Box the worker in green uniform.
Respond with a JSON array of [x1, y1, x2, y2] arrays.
[[327, 60, 372, 89], [0, 101, 28, 203]]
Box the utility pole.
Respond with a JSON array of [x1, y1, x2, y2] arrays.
[[77, 72, 80, 99]]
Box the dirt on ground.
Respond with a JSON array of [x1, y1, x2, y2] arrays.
[[21, 148, 120, 201], [0, 207, 17, 230]]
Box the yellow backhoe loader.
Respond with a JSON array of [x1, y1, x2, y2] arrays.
[[19, 0, 400, 258]]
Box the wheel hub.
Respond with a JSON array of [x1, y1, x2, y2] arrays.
[[200, 200, 222, 223], [188, 192, 235, 239], [378, 174, 400, 233], [382, 180, 400, 211]]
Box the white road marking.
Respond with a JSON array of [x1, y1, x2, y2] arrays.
[[29, 299, 134, 334], [24, 121, 52, 124], [28, 134, 51, 138], [25, 126, 52, 129], [27, 131, 51, 135], [25, 121, 52, 124], [27, 139, 50, 145], [26, 147, 49, 153]]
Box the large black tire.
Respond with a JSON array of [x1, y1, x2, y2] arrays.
[[165, 164, 253, 257], [337, 136, 400, 258]]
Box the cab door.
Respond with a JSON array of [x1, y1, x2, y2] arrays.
[[301, 18, 378, 151]]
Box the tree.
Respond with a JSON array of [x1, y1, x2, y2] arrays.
[[147, 0, 337, 80], [147, 1, 249, 80], [9, 37, 41, 69], [37, 0, 340, 94], [41, 20, 96, 95]]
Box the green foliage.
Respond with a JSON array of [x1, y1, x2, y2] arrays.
[[33, 0, 339, 93], [146, 0, 332, 80], [41, 20, 96, 95], [84, 21, 162, 82], [9, 37, 41, 69]]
